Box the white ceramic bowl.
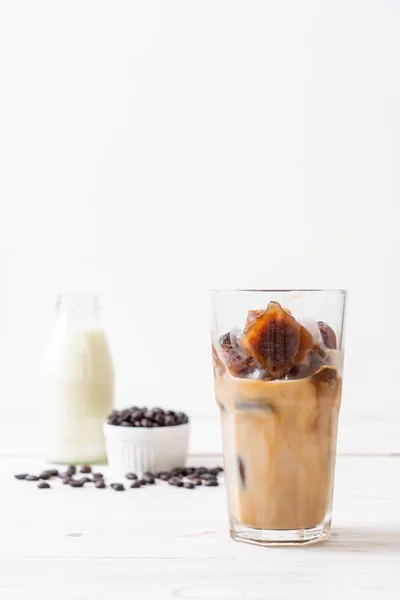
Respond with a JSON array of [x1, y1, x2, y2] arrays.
[[103, 422, 190, 479]]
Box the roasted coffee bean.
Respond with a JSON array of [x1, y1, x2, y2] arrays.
[[25, 475, 39, 481], [14, 474, 28, 480], [157, 472, 170, 481], [80, 477, 92, 484], [95, 479, 106, 489], [200, 473, 214, 481], [138, 479, 148, 486], [209, 467, 223, 476], [92, 472, 104, 479], [130, 481, 141, 488], [175, 412, 188, 425], [107, 407, 189, 428], [143, 475, 155, 484], [185, 468, 195, 475], [205, 479, 218, 487], [66, 466, 76, 476], [126, 472, 138, 480], [38, 482, 51, 489], [39, 470, 53, 480], [168, 477, 183, 487], [183, 482, 195, 489], [70, 479, 85, 487], [191, 478, 202, 486], [80, 465, 92, 474], [51, 469, 59, 477], [111, 483, 125, 491], [195, 467, 207, 475], [63, 477, 72, 485], [170, 467, 183, 476]]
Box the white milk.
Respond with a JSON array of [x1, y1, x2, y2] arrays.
[[39, 296, 114, 464]]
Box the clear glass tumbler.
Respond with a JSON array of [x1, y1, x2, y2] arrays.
[[210, 289, 347, 546]]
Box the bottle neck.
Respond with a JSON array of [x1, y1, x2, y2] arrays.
[[56, 294, 101, 329]]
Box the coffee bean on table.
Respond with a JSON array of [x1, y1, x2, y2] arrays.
[[130, 481, 141, 489], [80, 465, 92, 474], [201, 473, 214, 481], [205, 479, 218, 487], [63, 478, 72, 485], [125, 473, 138, 480], [92, 473, 103, 479], [111, 483, 125, 491], [80, 477, 92, 484], [51, 469, 59, 477], [39, 470, 53, 480], [95, 479, 106, 489], [138, 479, 148, 486], [183, 482, 195, 489], [195, 467, 207, 475], [66, 466, 76, 476], [25, 475, 39, 481], [143, 474, 155, 484], [70, 479, 85, 487], [38, 482, 51, 489], [14, 474, 28, 480], [192, 478, 202, 486], [157, 473, 170, 481], [209, 467, 223, 476], [168, 477, 183, 487]]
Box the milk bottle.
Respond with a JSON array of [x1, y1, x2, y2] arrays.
[[39, 295, 114, 464]]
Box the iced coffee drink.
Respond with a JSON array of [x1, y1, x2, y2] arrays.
[[211, 290, 346, 545]]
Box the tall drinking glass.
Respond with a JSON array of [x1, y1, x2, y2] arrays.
[[210, 289, 347, 546]]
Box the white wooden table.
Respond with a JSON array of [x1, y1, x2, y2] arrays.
[[0, 420, 399, 599]]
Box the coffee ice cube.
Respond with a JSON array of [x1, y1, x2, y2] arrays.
[[245, 310, 264, 331], [318, 321, 337, 349], [297, 316, 324, 347], [286, 362, 313, 380], [219, 330, 256, 377], [241, 301, 302, 378], [212, 345, 227, 379]]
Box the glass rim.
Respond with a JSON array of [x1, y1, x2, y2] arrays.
[[209, 288, 347, 294]]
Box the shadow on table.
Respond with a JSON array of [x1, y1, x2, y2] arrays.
[[323, 526, 400, 553]]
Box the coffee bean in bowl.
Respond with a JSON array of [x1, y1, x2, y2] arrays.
[[104, 406, 190, 479], [107, 407, 189, 428]]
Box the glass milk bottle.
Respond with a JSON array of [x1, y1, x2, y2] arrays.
[[39, 294, 114, 464]]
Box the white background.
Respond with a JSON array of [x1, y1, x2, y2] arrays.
[[0, 0, 399, 424]]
